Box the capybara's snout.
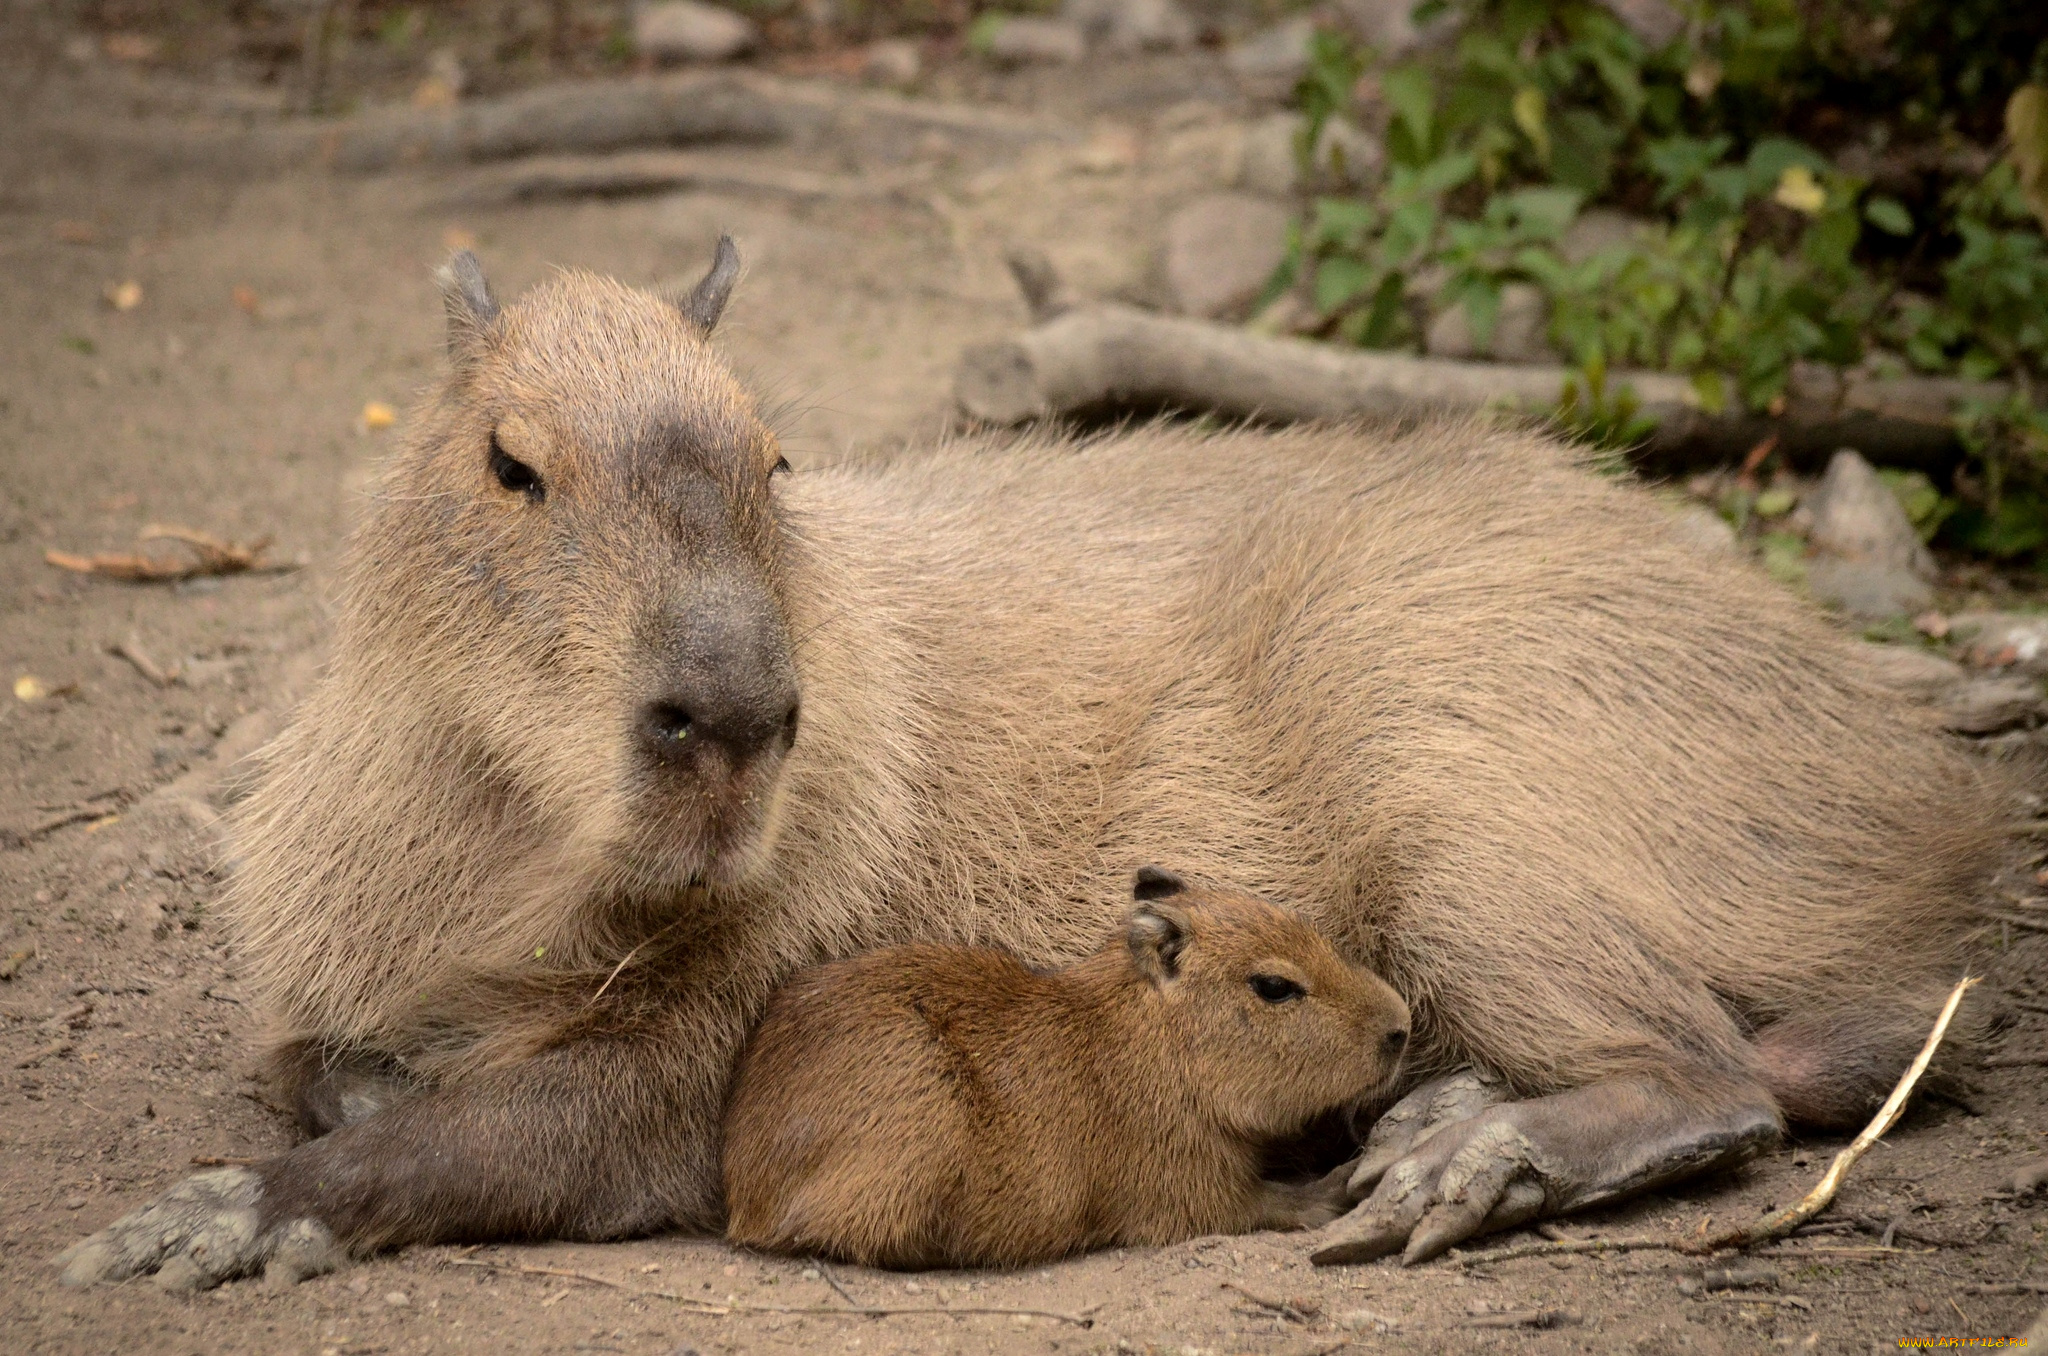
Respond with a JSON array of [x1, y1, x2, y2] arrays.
[[636, 580, 801, 774]]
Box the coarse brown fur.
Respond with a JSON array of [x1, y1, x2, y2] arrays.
[[220, 261, 2007, 1251], [723, 872, 1412, 1268]]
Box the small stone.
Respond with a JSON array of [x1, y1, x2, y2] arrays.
[[1425, 283, 1553, 363], [1334, 0, 1454, 57], [1064, 0, 1195, 53], [861, 39, 921, 85], [1225, 17, 1315, 85], [1667, 506, 1737, 556], [383, 1289, 410, 1306], [1805, 557, 1934, 620], [633, 1, 759, 63], [64, 1196, 86, 1210], [1163, 193, 1293, 320], [981, 16, 1087, 65], [1558, 209, 1651, 264], [1237, 112, 1380, 197], [1238, 113, 1301, 197], [1597, 0, 1683, 48], [1806, 449, 1937, 581], [1336, 1307, 1400, 1333]]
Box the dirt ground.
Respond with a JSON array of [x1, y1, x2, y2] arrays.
[[3, 8, 2047, 1354]]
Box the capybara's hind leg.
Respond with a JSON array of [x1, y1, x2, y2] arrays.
[[1755, 997, 1961, 1130], [273, 1040, 420, 1138], [1312, 1072, 1780, 1266]]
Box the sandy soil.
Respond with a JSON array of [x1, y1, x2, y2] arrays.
[[2, 11, 2046, 1354]]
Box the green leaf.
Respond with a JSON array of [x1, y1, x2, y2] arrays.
[[1863, 196, 1914, 236], [1512, 85, 1549, 164], [1383, 64, 1437, 162], [1314, 256, 1376, 314], [1358, 272, 1409, 349]]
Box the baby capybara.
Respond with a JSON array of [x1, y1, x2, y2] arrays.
[[722, 868, 1411, 1268]]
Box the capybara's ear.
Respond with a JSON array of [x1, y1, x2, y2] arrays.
[[1132, 865, 1186, 902], [680, 235, 741, 335], [1126, 900, 1191, 985], [436, 250, 499, 363]]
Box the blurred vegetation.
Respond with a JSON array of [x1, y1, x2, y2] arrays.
[[1281, 0, 2048, 563]]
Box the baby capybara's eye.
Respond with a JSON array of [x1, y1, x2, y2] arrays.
[[1249, 974, 1305, 1004], [489, 432, 544, 503]]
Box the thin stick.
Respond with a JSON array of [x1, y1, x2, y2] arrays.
[[1453, 1236, 1676, 1268], [111, 637, 180, 687], [443, 1258, 1096, 1326], [1984, 913, 2048, 934], [1683, 976, 1977, 1255], [817, 1263, 862, 1308], [1220, 1281, 1317, 1323]]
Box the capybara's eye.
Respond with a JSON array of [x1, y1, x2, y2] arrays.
[[489, 432, 544, 503], [1249, 974, 1305, 1004], [771, 455, 791, 477]]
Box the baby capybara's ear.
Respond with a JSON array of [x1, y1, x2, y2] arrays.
[[1126, 899, 1192, 985], [436, 250, 499, 362], [680, 235, 741, 335], [1132, 865, 1186, 901]]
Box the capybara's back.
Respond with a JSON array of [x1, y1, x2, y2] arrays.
[[723, 870, 1411, 1268]]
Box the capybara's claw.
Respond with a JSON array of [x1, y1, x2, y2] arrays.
[[53, 1167, 338, 1290], [1316, 1111, 1547, 1266], [1343, 1067, 1510, 1199]]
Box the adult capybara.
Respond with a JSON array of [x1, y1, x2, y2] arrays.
[[59, 241, 2006, 1290], [724, 868, 1411, 1268]]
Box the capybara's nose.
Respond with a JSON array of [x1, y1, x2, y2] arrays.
[[639, 686, 799, 768], [1382, 1025, 1409, 1058]]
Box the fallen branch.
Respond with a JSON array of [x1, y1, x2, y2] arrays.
[[953, 299, 2005, 473], [1453, 1236, 1676, 1267], [47, 525, 296, 584], [1461, 1306, 1580, 1329], [1983, 1052, 2048, 1067], [1681, 976, 1977, 1254], [454, 150, 929, 208], [1219, 1281, 1319, 1324], [111, 637, 180, 688], [444, 1258, 1096, 1326]]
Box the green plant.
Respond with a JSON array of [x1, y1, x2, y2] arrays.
[[1286, 0, 2048, 562]]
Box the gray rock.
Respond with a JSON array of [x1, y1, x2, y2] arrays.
[[1239, 112, 1301, 196], [1424, 283, 1553, 364], [982, 16, 1087, 64], [633, 1, 759, 62], [1597, 0, 1683, 49], [1226, 16, 1315, 84], [1667, 505, 1737, 557], [1064, 0, 1196, 52], [1941, 675, 2045, 735], [1238, 112, 1380, 197], [1947, 612, 2048, 676], [1805, 556, 1934, 620], [1334, 0, 1454, 56], [1164, 193, 1293, 320], [1806, 448, 1938, 580], [862, 39, 922, 85], [1558, 207, 1650, 264]]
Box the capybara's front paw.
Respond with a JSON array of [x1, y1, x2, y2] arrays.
[[53, 1167, 339, 1291]]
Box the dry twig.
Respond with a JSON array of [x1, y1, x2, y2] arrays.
[[444, 1258, 1096, 1326], [1452, 1236, 1675, 1268], [110, 637, 180, 687], [46, 525, 296, 583], [1220, 1281, 1319, 1324], [1682, 976, 1977, 1254]]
